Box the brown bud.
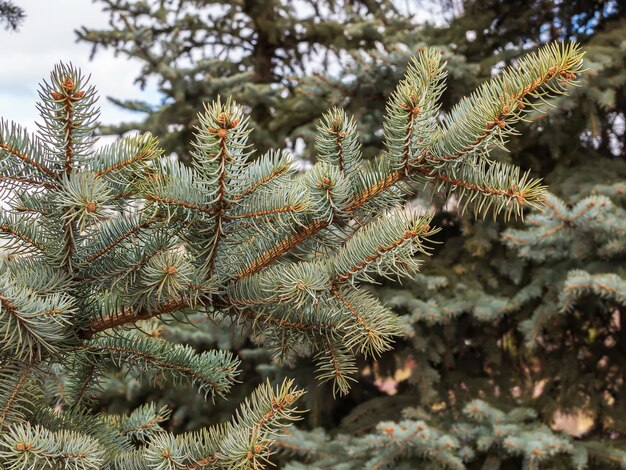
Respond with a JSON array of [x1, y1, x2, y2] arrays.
[[498, 120, 506, 129], [316, 176, 333, 189], [16, 442, 31, 452], [254, 444, 263, 454], [411, 106, 421, 116], [61, 76, 75, 91], [161, 450, 170, 458], [72, 91, 85, 100], [216, 112, 229, 127], [51, 91, 64, 101], [85, 201, 97, 213], [217, 128, 228, 139], [163, 265, 177, 275]]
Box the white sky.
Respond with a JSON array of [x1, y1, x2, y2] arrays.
[[0, 0, 160, 131]]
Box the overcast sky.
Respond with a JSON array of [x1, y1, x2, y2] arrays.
[[0, 0, 159, 131]]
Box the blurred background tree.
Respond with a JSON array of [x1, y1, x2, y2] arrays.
[[76, 0, 419, 161], [0, 0, 25, 31], [78, 0, 626, 467]]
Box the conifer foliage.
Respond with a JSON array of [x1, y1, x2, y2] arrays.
[[0, 41, 582, 468]]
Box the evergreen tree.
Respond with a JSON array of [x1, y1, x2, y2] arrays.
[[79, 1, 626, 466], [0, 39, 582, 468]]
